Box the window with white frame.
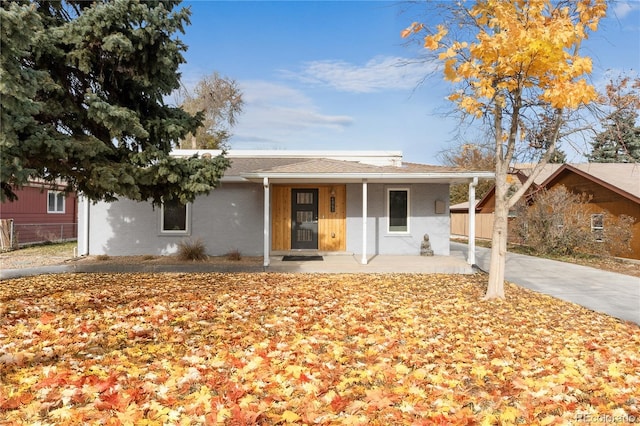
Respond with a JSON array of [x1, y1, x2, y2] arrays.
[[591, 213, 604, 242], [47, 191, 65, 213], [160, 198, 190, 234], [387, 188, 410, 233]]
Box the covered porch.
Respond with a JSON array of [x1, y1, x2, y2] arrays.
[[266, 243, 476, 274], [244, 174, 492, 269]]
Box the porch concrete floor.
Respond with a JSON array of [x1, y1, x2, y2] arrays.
[[267, 246, 474, 274]]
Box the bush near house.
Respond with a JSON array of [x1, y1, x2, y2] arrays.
[[510, 186, 634, 257], [177, 238, 208, 261]]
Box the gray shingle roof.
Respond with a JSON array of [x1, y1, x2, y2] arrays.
[[558, 163, 640, 199], [224, 158, 307, 176], [225, 157, 466, 177]]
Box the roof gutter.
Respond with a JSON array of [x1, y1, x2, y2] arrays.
[[240, 171, 495, 182]]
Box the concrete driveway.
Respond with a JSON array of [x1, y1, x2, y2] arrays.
[[453, 242, 640, 325]]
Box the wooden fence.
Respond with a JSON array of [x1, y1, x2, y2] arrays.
[[0, 219, 13, 250], [450, 212, 494, 240]]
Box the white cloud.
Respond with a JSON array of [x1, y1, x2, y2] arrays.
[[282, 55, 436, 93], [229, 80, 354, 148], [592, 68, 639, 92], [612, 1, 640, 19]]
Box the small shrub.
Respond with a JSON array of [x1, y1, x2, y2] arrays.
[[510, 186, 635, 258], [141, 254, 156, 261], [226, 249, 242, 261], [177, 238, 208, 261], [510, 186, 596, 256], [602, 213, 635, 257], [96, 254, 110, 261]]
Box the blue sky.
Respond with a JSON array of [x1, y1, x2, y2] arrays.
[[176, 1, 640, 164]]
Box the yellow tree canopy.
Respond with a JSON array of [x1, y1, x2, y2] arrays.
[[403, 0, 607, 117], [403, 0, 608, 300]]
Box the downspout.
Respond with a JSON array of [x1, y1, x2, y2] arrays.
[[468, 177, 477, 265], [263, 177, 270, 268], [82, 195, 90, 256]]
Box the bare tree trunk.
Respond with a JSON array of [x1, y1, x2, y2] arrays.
[[485, 174, 509, 299], [485, 100, 509, 300]]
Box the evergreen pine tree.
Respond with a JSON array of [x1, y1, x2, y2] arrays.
[[589, 109, 640, 163], [589, 76, 640, 163], [1, 1, 229, 204]]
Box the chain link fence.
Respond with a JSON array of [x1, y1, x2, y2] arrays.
[[0, 219, 77, 250]]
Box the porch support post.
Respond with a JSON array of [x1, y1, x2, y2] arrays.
[[263, 177, 270, 267], [467, 177, 477, 265], [361, 179, 368, 265]]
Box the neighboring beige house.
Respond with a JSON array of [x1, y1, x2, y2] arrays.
[[451, 163, 640, 259]]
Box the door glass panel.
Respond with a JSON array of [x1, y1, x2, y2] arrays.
[[296, 229, 313, 242], [296, 192, 313, 204], [297, 210, 313, 223]]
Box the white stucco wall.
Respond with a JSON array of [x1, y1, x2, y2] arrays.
[[79, 182, 264, 256], [79, 181, 451, 258], [345, 183, 450, 256]]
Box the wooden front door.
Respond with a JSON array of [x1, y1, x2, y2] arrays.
[[271, 185, 346, 251], [291, 189, 318, 249]]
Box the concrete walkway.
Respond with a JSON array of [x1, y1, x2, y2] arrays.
[[0, 249, 473, 279], [2, 243, 637, 324], [452, 242, 640, 325]]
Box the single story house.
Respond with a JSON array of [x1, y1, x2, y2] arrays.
[[451, 163, 640, 259], [77, 150, 493, 266]]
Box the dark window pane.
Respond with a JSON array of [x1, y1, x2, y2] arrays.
[[163, 199, 187, 231], [591, 214, 604, 242], [389, 190, 408, 232], [48, 192, 56, 212], [56, 193, 65, 211]]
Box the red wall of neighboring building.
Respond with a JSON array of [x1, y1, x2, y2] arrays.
[[0, 185, 78, 244]]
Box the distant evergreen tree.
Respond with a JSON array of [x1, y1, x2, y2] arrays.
[[589, 109, 640, 163], [547, 147, 567, 163], [589, 76, 640, 163], [1, 1, 229, 204]]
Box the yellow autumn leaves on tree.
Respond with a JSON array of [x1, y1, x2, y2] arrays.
[[402, 0, 609, 300], [402, 0, 607, 114]]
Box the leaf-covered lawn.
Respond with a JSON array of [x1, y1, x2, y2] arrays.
[[1, 273, 638, 425]]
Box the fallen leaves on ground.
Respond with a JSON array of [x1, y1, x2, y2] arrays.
[[1, 273, 638, 425]]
